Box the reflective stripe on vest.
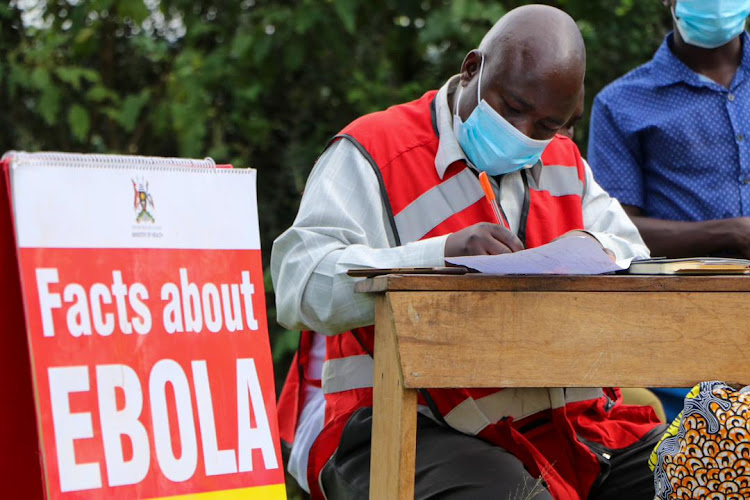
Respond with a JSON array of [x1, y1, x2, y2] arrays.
[[322, 355, 374, 394], [322, 355, 604, 429], [536, 165, 584, 197], [443, 387, 605, 436], [394, 167, 483, 243], [394, 164, 583, 245]]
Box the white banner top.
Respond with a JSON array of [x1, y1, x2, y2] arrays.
[[6, 152, 260, 250]]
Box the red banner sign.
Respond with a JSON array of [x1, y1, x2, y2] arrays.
[[4, 153, 285, 499]]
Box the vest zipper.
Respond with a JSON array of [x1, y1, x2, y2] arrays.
[[518, 169, 531, 247], [492, 171, 530, 245]]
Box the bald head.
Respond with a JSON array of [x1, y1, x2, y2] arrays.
[[454, 5, 586, 140], [479, 5, 585, 84]]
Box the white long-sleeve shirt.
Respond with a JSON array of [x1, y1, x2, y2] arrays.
[[271, 77, 650, 336]]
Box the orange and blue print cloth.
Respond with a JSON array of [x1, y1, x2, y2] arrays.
[[649, 381, 750, 500]]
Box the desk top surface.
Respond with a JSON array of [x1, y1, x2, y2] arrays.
[[355, 274, 750, 293]]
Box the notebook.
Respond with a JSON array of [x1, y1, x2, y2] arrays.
[[627, 257, 750, 275]]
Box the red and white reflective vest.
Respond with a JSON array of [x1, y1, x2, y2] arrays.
[[278, 90, 661, 499]]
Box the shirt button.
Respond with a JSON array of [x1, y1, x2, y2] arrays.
[[729, 93, 736, 101], [738, 134, 745, 142], [745, 177, 750, 185]]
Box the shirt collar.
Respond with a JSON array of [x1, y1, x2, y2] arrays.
[[651, 31, 750, 89], [433, 76, 542, 179], [433, 76, 467, 179]]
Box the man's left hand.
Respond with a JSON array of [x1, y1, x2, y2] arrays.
[[555, 230, 616, 261]]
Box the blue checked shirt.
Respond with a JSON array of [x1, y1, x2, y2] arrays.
[[588, 32, 750, 222]]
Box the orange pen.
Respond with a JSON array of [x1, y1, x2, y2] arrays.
[[478, 171, 510, 230]]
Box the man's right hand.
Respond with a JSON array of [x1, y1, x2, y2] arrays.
[[622, 205, 750, 259], [728, 216, 750, 259], [445, 222, 524, 257]]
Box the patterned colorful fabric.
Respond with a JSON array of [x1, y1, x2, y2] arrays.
[[650, 381, 750, 500]]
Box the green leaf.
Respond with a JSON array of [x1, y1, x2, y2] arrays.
[[177, 119, 206, 157], [90, 0, 115, 10], [117, 0, 150, 24], [237, 83, 263, 103], [74, 27, 95, 46], [284, 43, 304, 70], [100, 106, 121, 122], [186, 23, 216, 40], [39, 87, 61, 126], [248, 34, 272, 65], [55, 67, 83, 90], [86, 85, 118, 103], [68, 104, 90, 141], [332, 0, 357, 34], [79, 69, 100, 83], [118, 90, 151, 132], [30, 67, 50, 89], [230, 33, 254, 59]]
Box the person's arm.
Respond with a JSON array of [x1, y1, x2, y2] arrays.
[[271, 140, 449, 336], [587, 94, 646, 215], [620, 205, 750, 258], [588, 93, 750, 258], [580, 159, 651, 263]]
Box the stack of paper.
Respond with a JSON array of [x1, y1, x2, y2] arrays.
[[445, 236, 624, 275]]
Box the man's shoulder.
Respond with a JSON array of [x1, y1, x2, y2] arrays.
[[543, 134, 583, 165], [595, 58, 661, 108], [548, 134, 578, 152], [342, 90, 438, 133], [337, 90, 440, 164]]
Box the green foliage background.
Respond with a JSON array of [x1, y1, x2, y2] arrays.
[[1, 0, 671, 495]]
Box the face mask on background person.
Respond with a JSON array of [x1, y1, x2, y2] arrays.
[[453, 53, 551, 177], [673, 0, 750, 49]]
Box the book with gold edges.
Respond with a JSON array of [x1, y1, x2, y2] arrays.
[[627, 257, 750, 275]]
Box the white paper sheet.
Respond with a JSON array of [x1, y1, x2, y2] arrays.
[[445, 236, 625, 275]]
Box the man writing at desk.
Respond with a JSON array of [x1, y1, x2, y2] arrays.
[[272, 5, 663, 499]]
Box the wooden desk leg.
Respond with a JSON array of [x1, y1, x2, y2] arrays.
[[370, 294, 418, 500]]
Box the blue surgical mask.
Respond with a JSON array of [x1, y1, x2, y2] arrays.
[[673, 0, 750, 49], [453, 54, 551, 176]]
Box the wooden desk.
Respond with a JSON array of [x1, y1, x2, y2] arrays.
[[355, 274, 750, 500]]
